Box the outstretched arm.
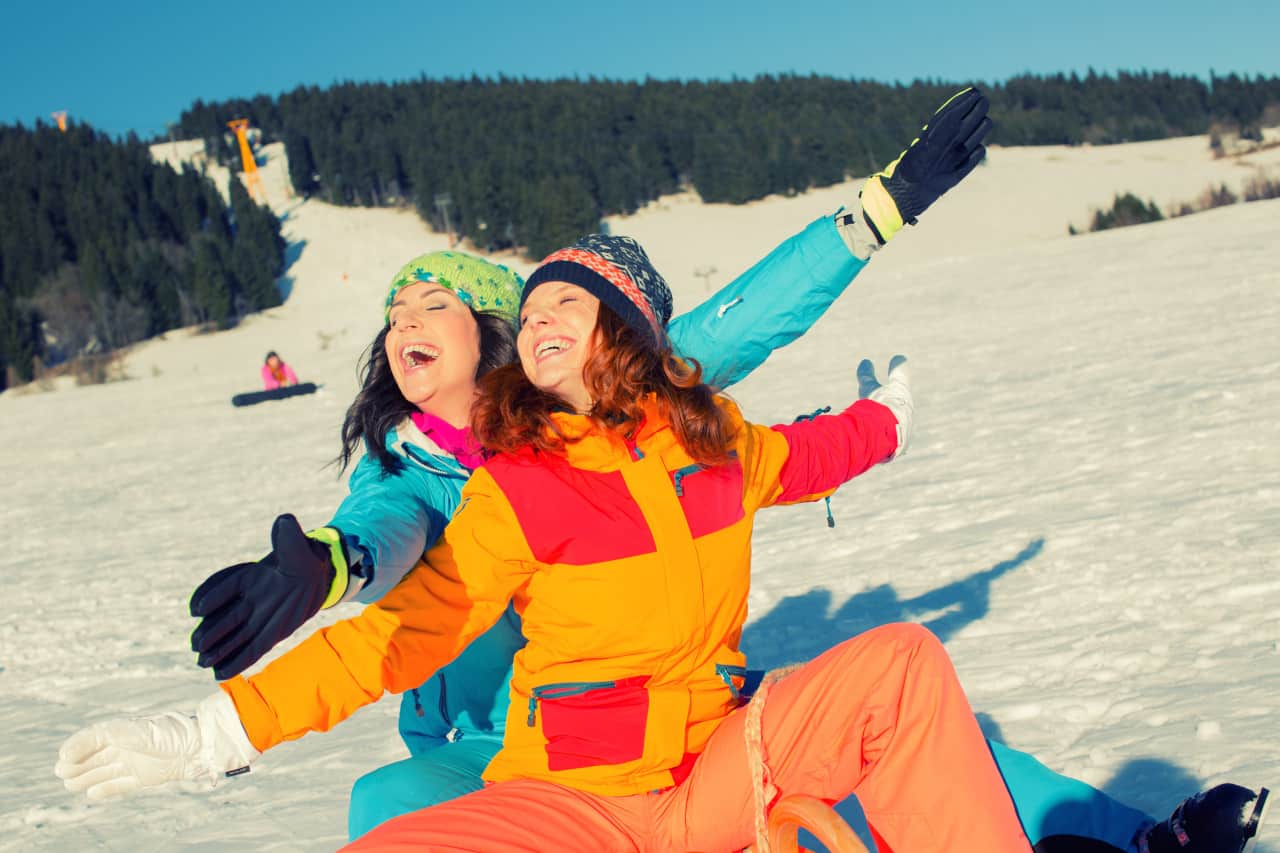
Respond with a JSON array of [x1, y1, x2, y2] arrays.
[[328, 448, 451, 603], [739, 357, 913, 510], [668, 88, 990, 389], [667, 215, 870, 389], [223, 466, 530, 752], [56, 471, 531, 799], [188, 444, 451, 681]]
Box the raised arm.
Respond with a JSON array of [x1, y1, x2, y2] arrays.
[[667, 215, 869, 389], [668, 88, 990, 389]]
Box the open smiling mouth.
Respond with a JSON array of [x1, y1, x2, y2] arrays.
[[401, 343, 440, 370], [535, 338, 573, 359]]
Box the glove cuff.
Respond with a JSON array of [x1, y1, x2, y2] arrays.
[[195, 692, 260, 781], [859, 176, 905, 245], [870, 379, 913, 460], [833, 209, 882, 261], [306, 526, 350, 609]]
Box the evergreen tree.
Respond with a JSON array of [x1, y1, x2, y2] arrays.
[[1090, 193, 1165, 231], [0, 121, 286, 389]]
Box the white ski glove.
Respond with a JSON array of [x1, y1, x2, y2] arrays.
[[857, 355, 913, 458], [54, 692, 259, 801]]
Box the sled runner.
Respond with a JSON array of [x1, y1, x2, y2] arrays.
[[766, 794, 870, 853]]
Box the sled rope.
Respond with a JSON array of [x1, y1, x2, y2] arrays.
[[745, 663, 802, 853]]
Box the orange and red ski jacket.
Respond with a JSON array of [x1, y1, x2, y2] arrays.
[[223, 393, 900, 796]]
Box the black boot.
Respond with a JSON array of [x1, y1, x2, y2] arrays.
[[1139, 784, 1269, 853]]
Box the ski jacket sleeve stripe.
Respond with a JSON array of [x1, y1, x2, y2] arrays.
[[666, 216, 865, 390], [761, 399, 900, 506], [222, 467, 534, 752]]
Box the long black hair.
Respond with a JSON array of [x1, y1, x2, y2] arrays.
[[337, 308, 518, 475]]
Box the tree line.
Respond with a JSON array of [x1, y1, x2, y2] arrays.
[[0, 123, 286, 389], [6, 70, 1278, 391], [174, 70, 1280, 258]]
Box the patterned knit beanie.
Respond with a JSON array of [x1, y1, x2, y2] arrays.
[[384, 251, 524, 325], [521, 235, 673, 345]]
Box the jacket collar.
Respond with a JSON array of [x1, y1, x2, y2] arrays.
[[541, 395, 680, 471], [389, 417, 471, 478]]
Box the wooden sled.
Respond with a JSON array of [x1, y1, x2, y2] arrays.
[[766, 794, 870, 853]]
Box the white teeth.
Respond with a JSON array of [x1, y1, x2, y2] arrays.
[[402, 343, 439, 368], [536, 339, 571, 358]]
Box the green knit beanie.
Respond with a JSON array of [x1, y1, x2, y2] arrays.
[[384, 251, 523, 324]]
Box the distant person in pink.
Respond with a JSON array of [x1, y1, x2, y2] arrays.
[[260, 351, 298, 390]]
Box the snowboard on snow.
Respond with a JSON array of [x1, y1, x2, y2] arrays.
[[231, 382, 319, 407]]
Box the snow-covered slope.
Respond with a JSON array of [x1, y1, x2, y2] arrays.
[[1, 134, 1277, 851]]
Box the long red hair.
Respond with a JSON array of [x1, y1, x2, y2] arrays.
[[472, 306, 738, 465]]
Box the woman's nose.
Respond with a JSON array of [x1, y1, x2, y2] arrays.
[[524, 309, 551, 328]]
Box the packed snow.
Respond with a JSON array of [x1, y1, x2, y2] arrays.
[[1, 131, 1277, 851]]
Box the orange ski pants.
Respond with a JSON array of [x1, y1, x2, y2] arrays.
[[343, 623, 1031, 853]]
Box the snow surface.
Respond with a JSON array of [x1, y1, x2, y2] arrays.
[[1, 133, 1278, 851]]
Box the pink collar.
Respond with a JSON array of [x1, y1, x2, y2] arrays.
[[410, 412, 487, 471]]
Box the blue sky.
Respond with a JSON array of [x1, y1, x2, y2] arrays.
[[4, 0, 1278, 139]]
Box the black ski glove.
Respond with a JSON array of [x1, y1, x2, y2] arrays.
[[860, 87, 993, 244], [189, 513, 350, 680]]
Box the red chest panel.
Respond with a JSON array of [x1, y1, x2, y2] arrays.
[[485, 454, 746, 565], [670, 461, 745, 538]]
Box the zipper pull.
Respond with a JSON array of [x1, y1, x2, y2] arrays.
[[527, 697, 537, 727]]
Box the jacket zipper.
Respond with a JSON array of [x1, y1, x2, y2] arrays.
[[409, 675, 462, 741], [672, 463, 704, 496], [671, 450, 738, 497], [438, 672, 462, 742], [401, 443, 469, 478], [715, 663, 749, 701], [526, 678, 623, 727]]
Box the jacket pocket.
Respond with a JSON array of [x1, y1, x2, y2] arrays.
[[671, 456, 745, 538], [529, 676, 650, 771]]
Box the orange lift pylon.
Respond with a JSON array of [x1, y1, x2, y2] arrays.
[[51, 111, 68, 132], [226, 119, 266, 202]]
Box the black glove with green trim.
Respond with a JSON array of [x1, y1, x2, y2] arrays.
[[861, 87, 992, 244], [190, 513, 351, 680]]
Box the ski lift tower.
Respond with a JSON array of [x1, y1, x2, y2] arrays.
[[434, 192, 456, 245], [226, 119, 266, 203]]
